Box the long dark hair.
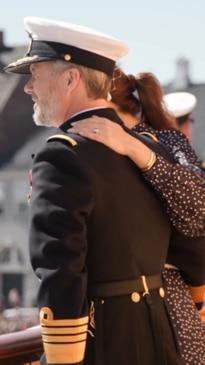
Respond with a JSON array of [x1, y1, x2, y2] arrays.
[[110, 67, 177, 130]]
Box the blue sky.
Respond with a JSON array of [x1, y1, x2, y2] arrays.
[[0, 0, 205, 85]]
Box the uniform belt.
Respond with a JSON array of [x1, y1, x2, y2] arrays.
[[88, 273, 167, 365], [88, 273, 163, 298]]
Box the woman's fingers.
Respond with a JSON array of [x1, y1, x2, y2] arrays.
[[68, 117, 111, 138], [71, 117, 115, 130], [67, 117, 128, 155]]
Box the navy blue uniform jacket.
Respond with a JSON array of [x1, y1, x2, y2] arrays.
[[29, 108, 204, 365]]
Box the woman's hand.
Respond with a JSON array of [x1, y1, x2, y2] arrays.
[[68, 116, 131, 156], [68, 116, 153, 169]]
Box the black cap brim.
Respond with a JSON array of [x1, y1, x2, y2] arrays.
[[4, 55, 55, 74]]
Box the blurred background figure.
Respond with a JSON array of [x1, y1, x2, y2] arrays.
[[163, 91, 196, 142], [7, 288, 21, 308], [163, 91, 205, 171]]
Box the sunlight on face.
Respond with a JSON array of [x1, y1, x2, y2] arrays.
[[30, 62, 67, 128], [33, 83, 62, 127]]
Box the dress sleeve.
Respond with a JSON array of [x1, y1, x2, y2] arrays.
[[142, 153, 205, 237], [167, 229, 205, 286]]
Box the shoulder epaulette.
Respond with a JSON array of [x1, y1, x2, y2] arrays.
[[139, 131, 173, 163], [139, 131, 159, 142], [46, 134, 78, 147]]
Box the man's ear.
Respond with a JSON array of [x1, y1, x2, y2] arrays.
[[66, 67, 81, 91]]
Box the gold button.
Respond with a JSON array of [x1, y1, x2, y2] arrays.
[[131, 292, 140, 303], [159, 287, 165, 298], [64, 54, 71, 61]]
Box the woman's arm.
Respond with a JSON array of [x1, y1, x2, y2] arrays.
[[68, 117, 205, 237], [69, 117, 155, 169]]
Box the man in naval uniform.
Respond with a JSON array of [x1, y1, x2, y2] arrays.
[[5, 17, 186, 365], [163, 91, 205, 171]]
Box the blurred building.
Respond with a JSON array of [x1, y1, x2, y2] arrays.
[[0, 32, 43, 306], [0, 32, 205, 305]]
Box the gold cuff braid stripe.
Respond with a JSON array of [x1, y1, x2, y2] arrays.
[[42, 333, 87, 343], [41, 323, 88, 335], [40, 307, 88, 326], [43, 341, 86, 364], [40, 307, 89, 364]]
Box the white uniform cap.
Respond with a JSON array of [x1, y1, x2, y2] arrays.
[[163, 92, 197, 118], [5, 17, 129, 76]]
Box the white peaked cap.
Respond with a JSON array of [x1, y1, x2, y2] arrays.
[[163, 92, 197, 118], [5, 16, 129, 76]]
